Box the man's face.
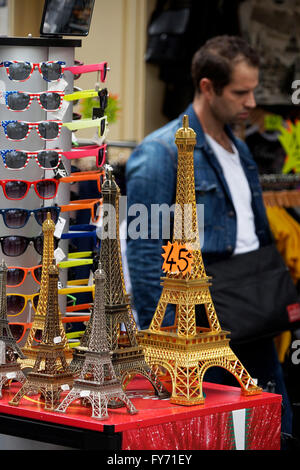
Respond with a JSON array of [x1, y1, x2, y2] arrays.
[[208, 61, 259, 125]]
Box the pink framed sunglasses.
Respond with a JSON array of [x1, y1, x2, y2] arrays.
[[62, 144, 107, 168], [0, 60, 109, 83]]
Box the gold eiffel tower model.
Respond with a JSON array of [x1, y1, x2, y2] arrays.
[[20, 212, 71, 370], [9, 261, 74, 411], [137, 115, 262, 405], [100, 168, 169, 401], [55, 263, 138, 420], [0, 260, 26, 398]]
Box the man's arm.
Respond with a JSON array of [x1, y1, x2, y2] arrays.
[[125, 139, 177, 329]]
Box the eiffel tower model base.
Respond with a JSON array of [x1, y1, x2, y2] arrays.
[[55, 350, 138, 420], [10, 344, 74, 411], [139, 326, 262, 406], [0, 362, 26, 399], [110, 345, 170, 407], [9, 369, 74, 411]]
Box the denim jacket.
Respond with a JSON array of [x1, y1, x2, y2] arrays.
[[125, 103, 272, 328]]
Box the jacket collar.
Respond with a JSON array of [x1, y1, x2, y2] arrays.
[[181, 103, 253, 167]]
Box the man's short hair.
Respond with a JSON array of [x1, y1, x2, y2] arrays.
[[191, 35, 259, 95]]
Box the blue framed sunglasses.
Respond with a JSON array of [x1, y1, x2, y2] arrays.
[[0, 206, 60, 229]]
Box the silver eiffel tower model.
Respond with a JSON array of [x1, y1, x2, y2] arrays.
[[55, 262, 138, 419]]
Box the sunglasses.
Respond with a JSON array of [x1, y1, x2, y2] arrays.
[[60, 169, 105, 193], [0, 206, 60, 229], [60, 198, 102, 224], [0, 235, 59, 257], [7, 292, 40, 317], [8, 322, 42, 344], [0, 60, 109, 82], [60, 224, 100, 247], [1, 90, 64, 112], [62, 116, 108, 137], [64, 88, 108, 110], [6, 265, 42, 287], [1, 120, 62, 141], [58, 278, 95, 296], [0, 178, 59, 200], [0, 149, 65, 170], [62, 144, 107, 168]]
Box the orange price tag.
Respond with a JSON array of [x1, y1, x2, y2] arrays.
[[162, 241, 193, 275]]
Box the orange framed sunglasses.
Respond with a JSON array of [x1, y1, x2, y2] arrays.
[[6, 264, 42, 287], [9, 315, 90, 344], [59, 169, 105, 194], [60, 198, 102, 223]]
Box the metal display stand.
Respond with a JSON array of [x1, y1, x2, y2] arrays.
[[0, 36, 81, 450], [0, 37, 81, 316]]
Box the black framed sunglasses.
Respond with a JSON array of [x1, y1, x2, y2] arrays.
[[0, 235, 59, 257]]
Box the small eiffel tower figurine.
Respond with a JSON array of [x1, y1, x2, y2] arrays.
[[138, 116, 262, 405], [55, 263, 138, 420], [9, 261, 74, 411], [100, 168, 169, 399], [20, 212, 71, 369], [0, 260, 26, 398]]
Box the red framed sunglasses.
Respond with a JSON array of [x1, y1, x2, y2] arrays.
[[0, 178, 59, 200]]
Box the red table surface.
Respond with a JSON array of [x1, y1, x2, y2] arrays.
[[0, 376, 281, 433]]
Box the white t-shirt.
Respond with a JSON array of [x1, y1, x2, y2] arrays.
[[205, 134, 259, 255]]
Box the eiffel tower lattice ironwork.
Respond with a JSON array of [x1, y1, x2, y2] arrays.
[[20, 212, 71, 370], [0, 261, 26, 397], [100, 168, 169, 400], [137, 115, 262, 405], [9, 261, 74, 410], [55, 263, 138, 420]]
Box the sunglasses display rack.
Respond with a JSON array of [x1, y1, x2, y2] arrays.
[[0, 38, 80, 343]]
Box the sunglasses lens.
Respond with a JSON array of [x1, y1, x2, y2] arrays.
[[97, 148, 105, 167], [5, 121, 29, 140], [33, 266, 42, 283], [8, 62, 31, 81], [4, 150, 28, 169], [33, 294, 39, 310], [35, 207, 59, 225], [40, 62, 62, 81], [3, 208, 28, 228], [35, 180, 57, 199], [7, 268, 25, 287], [100, 119, 105, 136], [7, 295, 25, 315], [7, 91, 30, 111], [40, 92, 61, 110], [99, 89, 108, 109], [2, 236, 28, 256], [37, 150, 60, 169], [38, 121, 59, 140], [103, 63, 107, 81], [4, 180, 28, 199], [9, 323, 24, 342]]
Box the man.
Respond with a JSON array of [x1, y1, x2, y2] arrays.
[[126, 35, 292, 436]]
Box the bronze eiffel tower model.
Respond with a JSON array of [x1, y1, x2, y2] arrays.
[[138, 115, 262, 405], [0, 260, 26, 397], [55, 263, 138, 420], [20, 212, 71, 370], [9, 261, 74, 411], [100, 168, 169, 400]]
